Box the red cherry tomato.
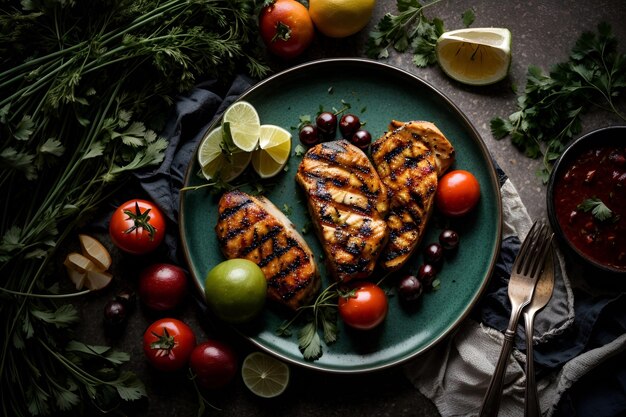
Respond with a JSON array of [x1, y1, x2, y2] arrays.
[[143, 318, 196, 371], [189, 341, 238, 389], [109, 199, 166, 255], [338, 281, 388, 330], [435, 170, 481, 217], [259, 0, 314, 59], [139, 263, 187, 311]]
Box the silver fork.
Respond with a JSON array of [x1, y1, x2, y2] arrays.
[[479, 220, 554, 417], [523, 246, 555, 417]]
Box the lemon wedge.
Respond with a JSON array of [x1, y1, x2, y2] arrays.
[[197, 126, 252, 182], [251, 125, 292, 179], [64, 247, 113, 291], [241, 352, 290, 398], [79, 234, 112, 271], [436, 28, 512, 86], [223, 101, 261, 152]]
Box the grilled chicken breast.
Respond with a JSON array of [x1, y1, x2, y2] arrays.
[[372, 120, 455, 271], [296, 140, 389, 282], [216, 190, 320, 310]]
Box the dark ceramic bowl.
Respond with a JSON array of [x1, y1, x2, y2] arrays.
[[547, 126, 626, 275]]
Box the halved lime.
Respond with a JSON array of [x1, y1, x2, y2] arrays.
[[223, 101, 261, 152], [197, 126, 251, 182], [436, 28, 512, 86], [251, 125, 292, 179], [241, 352, 290, 398]]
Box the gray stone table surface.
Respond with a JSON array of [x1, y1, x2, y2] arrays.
[[75, 1, 626, 416]]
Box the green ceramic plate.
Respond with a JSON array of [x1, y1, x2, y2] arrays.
[[180, 58, 502, 373]]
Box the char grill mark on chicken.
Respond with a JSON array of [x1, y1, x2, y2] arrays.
[[296, 140, 389, 282], [216, 190, 320, 310], [372, 121, 455, 271]]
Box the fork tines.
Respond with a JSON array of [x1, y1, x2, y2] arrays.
[[515, 220, 554, 278]]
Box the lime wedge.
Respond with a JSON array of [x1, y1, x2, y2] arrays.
[[436, 28, 511, 86], [197, 126, 251, 182], [251, 125, 292, 179], [241, 352, 290, 398], [223, 101, 261, 152]]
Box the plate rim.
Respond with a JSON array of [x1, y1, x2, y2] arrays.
[[179, 57, 503, 374]]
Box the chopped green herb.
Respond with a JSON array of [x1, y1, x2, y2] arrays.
[[462, 9, 475, 27], [301, 220, 312, 234], [294, 144, 307, 157]]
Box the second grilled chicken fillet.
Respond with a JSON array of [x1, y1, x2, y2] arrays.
[[296, 140, 389, 282], [372, 120, 455, 271], [215, 190, 320, 311]]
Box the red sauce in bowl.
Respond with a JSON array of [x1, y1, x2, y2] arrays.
[[553, 145, 626, 271]]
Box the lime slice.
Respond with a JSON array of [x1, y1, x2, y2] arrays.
[[197, 126, 251, 182], [241, 352, 290, 398], [435, 28, 511, 86], [223, 101, 261, 152], [251, 125, 292, 179]]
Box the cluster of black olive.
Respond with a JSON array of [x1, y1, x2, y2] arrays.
[[397, 229, 460, 303], [299, 111, 371, 150]]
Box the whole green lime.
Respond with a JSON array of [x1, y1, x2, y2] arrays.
[[204, 259, 267, 324]]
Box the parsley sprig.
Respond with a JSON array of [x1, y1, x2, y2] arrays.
[[367, 0, 445, 66], [276, 283, 340, 361], [366, 0, 475, 67], [491, 22, 626, 182]]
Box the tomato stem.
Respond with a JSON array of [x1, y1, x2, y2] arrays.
[[123, 201, 157, 240]]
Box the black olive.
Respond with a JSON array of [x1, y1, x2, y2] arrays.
[[397, 275, 423, 302], [439, 229, 460, 250], [418, 264, 437, 288], [103, 299, 127, 327]]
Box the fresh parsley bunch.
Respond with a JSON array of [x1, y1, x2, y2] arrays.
[[0, 0, 268, 415], [491, 22, 626, 182]]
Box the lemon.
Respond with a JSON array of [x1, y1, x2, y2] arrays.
[[223, 101, 261, 152], [197, 126, 251, 182], [308, 0, 375, 38], [204, 259, 267, 324], [241, 352, 290, 398], [435, 28, 512, 86], [251, 125, 292, 179]]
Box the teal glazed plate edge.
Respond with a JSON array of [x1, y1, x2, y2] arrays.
[[179, 58, 503, 373]]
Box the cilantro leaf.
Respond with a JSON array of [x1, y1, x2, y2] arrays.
[[114, 372, 147, 401], [577, 197, 615, 221], [14, 115, 34, 141], [298, 322, 322, 360]]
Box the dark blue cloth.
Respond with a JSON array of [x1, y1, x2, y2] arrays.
[[136, 76, 626, 417], [133, 76, 254, 262]]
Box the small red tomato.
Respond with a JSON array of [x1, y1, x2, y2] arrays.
[[139, 263, 187, 311], [436, 170, 481, 217], [259, 0, 314, 59], [338, 281, 388, 330], [143, 318, 196, 371], [109, 199, 166, 255], [190, 341, 238, 389]]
